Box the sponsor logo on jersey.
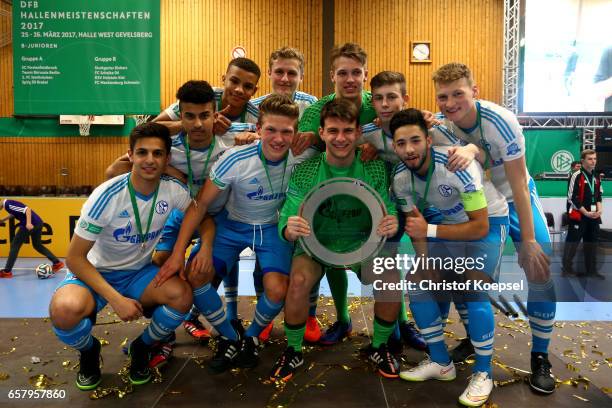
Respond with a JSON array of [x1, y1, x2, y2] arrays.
[[438, 184, 453, 197], [113, 221, 163, 243], [155, 200, 169, 215], [119, 210, 130, 218], [79, 220, 102, 234], [440, 203, 464, 216], [246, 185, 286, 201], [506, 142, 521, 156]]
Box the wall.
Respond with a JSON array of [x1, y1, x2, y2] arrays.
[[0, 0, 505, 186], [0, 136, 127, 187], [334, 0, 504, 112]]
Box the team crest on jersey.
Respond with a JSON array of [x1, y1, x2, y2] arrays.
[[506, 142, 521, 156], [438, 185, 453, 197], [155, 200, 169, 215], [464, 183, 477, 193]]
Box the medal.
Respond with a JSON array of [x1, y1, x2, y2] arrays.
[[127, 177, 159, 253]]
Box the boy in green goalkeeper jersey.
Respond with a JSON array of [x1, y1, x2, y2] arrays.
[[269, 99, 401, 381]]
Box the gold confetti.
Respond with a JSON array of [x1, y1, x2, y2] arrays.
[[341, 365, 351, 371], [119, 337, 129, 348], [601, 387, 612, 394], [0, 347, 16, 356], [29, 374, 64, 389], [229, 383, 243, 392], [0, 372, 9, 380], [591, 350, 604, 356], [566, 363, 579, 372], [572, 394, 589, 402], [99, 339, 110, 346], [579, 330, 593, 336], [23, 366, 32, 373], [62, 360, 71, 368], [10, 336, 18, 341]]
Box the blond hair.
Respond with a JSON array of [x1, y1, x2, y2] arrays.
[[432, 62, 474, 86], [269, 47, 305, 73]]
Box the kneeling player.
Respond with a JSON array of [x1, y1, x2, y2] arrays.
[[49, 123, 194, 390], [270, 99, 401, 381], [157, 94, 317, 373]]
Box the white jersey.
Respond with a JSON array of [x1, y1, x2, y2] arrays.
[[359, 122, 398, 164], [392, 146, 508, 224], [170, 133, 232, 214], [75, 174, 191, 272], [431, 100, 529, 201], [163, 87, 259, 124], [251, 91, 318, 119], [210, 141, 319, 224]]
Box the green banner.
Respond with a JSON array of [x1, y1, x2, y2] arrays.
[[524, 129, 581, 176], [13, 0, 160, 115]]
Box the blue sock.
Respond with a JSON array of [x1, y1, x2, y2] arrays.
[[309, 280, 320, 317], [527, 279, 556, 354], [454, 302, 470, 334], [245, 293, 284, 337], [185, 304, 199, 322], [142, 305, 186, 345], [53, 318, 93, 351], [392, 321, 401, 340], [193, 283, 238, 341], [224, 266, 239, 321], [438, 302, 450, 329], [466, 301, 495, 376], [409, 295, 449, 365]]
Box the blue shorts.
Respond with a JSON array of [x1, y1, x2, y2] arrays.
[[55, 264, 159, 313], [428, 217, 509, 282], [190, 216, 293, 278], [508, 178, 552, 255], [155, 209, 197, 252]]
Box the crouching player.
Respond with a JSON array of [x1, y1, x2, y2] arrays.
[[49, 123, 194, 390], [157, 94, 318, 373], [391, 109, 508, 406], [270, 99, 401, 381]]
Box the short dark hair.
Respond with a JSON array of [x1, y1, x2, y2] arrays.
[[227, 57, 261, 80], [129, 122, 171, 153], [389, 108, 428, 139], [571, 161, 581, 167], [330, 42, 367, 71], [257, 94, 300, 127], [176, 80, 215, 112], [320, 99, 359, 128], [370, 71, 407, 95], [581, 149, 596, 160]]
